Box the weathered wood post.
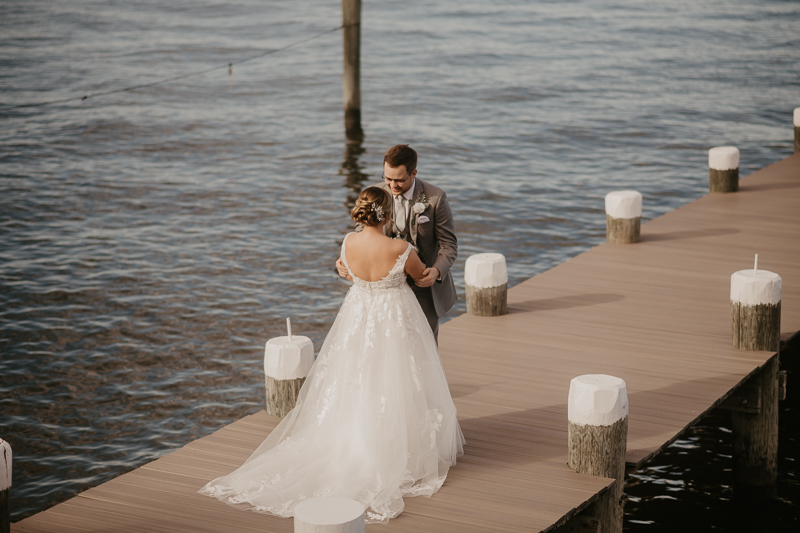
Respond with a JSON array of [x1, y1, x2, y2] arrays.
[[709, 146, 739, 193], [568, 375, 628, 533], [729, 260, 782, 498], [731, 260, 782, 351], [341, 0, 363, 141], [605, 190, 641, 244], [465, 253, 508, 316], [1, 439, 11, 533], [294, 496, 365, 533], [794, 107, 800, 154], [264, 318, 315, 417]]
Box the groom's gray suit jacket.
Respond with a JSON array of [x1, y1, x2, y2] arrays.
[[380, 178, 458, 318]]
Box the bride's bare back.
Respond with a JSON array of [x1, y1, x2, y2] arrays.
[[345, 229, 425, 282]]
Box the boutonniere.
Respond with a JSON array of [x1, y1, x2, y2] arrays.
[[409, 193, 429, 217]]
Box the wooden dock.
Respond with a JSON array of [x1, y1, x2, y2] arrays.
[[13, 154, 799, 532]]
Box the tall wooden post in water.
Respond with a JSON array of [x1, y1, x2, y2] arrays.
[[567, 375, 628, 533], [342, 0, 363, 141], [726, 265, 782, 499]]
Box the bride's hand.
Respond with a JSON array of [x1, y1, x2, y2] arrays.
[[414, 267, 439, 288], [336, 258, 352, 280]]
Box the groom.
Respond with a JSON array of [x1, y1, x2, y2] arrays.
[[338, 144, 458, 340]]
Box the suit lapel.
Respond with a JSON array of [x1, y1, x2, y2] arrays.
[[409, 179, 424, 244], [381, 183, 395, 237]]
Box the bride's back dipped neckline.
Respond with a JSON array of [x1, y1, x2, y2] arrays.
[[199, 233, 465, 524], [340, 232, 411, 283]]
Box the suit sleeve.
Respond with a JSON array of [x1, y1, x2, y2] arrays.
[[432, 191, 457, 279]]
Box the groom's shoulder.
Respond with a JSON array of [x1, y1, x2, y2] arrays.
[[417, 177, 447, 199]]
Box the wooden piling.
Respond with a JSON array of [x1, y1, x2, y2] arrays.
[[709, 146, 740, 193], [604, 191, 641, 244], [465, 253, 508, 316], [341, 0, 363, 141], [794, 107, 800, 154], [727, 267, 781, 499], [730, 268, 782, 351], [731, 355, 779, 499], [568, 375, 628, 533], [294, 496, 365, 533], [1, 439, 10, 533], [264, 334, 315, 417]]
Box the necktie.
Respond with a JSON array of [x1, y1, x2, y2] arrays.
[[394, 194, 406, 232]]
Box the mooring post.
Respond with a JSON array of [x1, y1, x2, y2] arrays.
[[341, 0, 363, 141], [1, 439, 11, 533], [731, 265, 782, 351], [465, 253, 508, 316], [294, 496, 365, 533], [264, 318, 315, 418], [728, 263, 782, 498], [709, 146, 740, 193], [568, 375, 628, 533], [605, 190, 641, 244], [794, 107, 800, 154]]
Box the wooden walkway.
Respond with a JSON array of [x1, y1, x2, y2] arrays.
[[13, 154, 800, 532]]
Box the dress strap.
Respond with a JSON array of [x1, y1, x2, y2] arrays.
[[340, 233, 354, 277], [395, 243, 414, 272]]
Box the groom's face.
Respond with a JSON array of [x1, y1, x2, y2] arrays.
[[383, 163, 416, 196]]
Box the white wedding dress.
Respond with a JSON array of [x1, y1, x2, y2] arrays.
[[199, 234, 465, 523]]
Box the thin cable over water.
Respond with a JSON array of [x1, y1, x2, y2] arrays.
[[0, 23, 346, 109]]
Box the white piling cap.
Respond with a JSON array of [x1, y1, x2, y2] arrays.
[[1, 439, 11, 491], [465, 253, 508, 289], [264, 336, 315, 380], [708, 146, 740, 171], [294, 496, 365, 526], [568, 374, 628, 427], [730, 269, 782, 306], [794, 107, 800, 127], [604, 190, 642, 219]]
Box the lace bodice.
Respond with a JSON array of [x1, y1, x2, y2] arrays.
[[341, 233, 412, 291]]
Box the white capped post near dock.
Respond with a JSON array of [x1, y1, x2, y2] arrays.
[[264, 318, 315, 417], [727, 258, 782, 498], [730, 258, 782, 352], [794, 107, 800, 153], [464, 253, 508, 316], [709, 146, 740, 193], [1, 439, 11, 533], [604, 190, 642, 244], [568, 375, 628, 533], [294, 496, 365, 533]]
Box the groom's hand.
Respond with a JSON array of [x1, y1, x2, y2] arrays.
[[415, 267, 439, 288]]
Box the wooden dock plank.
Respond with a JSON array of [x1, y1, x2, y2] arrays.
[[13, 154, 799, 531]]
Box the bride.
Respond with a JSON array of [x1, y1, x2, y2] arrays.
[[199, 186, 465, 523]]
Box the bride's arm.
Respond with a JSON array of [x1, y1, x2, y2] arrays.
[[336, 257, 353, 281], [405, 250, 426, 280]]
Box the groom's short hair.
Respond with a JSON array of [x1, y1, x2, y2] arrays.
[[384, 144, 417, 173]]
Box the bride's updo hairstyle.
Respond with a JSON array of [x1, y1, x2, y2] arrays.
[[351, 186, 391, 227]]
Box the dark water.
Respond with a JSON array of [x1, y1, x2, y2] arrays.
[[623, 338, 800, 532], [1, 0, 798, 528]]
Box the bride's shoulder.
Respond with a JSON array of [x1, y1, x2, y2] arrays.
[[343, 231, 361, 244], [386, 237, 410, 254]]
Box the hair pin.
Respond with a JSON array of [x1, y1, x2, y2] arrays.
[[371, 202, 385, 222]]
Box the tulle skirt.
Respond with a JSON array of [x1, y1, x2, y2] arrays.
[[199, 282, 465, 523]]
